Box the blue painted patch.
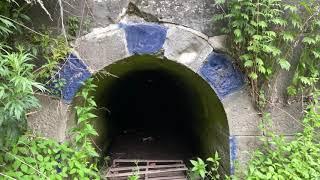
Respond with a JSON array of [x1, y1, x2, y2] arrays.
[[200, 53, 244, 99], [121, 23, 167, 54], [229, 136, 237, 174], [57, 54, 91, 103]]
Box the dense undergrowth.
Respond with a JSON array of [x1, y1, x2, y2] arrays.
[[190, 98, 320, 179], [214, 0, 320, 104], [0, 0, 100, 179], [189, 0, 320, 179], [0, 0, 319, 179]]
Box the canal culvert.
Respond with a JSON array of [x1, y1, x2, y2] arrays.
[[87, 55, 230, 172]]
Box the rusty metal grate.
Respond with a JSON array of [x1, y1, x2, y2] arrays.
[[106, 159, 188, 180]]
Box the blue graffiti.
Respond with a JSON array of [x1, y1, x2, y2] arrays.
[[58, 54, 91, 103], [200, 53, 244, 99], [121, 23, 167, 54]]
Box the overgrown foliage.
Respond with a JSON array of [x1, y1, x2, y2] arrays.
[[0, 134, 99, 179], [213, 1, 320, 179], [0, 51, 45, 147], [0, 0, 31, 48], [189, 97, 320, 179], [246, 97, 320, 179], [72, 78, 100, 158], [214, 0, 320, 102], [67, 16, 91, 40], [0, 0, 65, 148], [0, 79, 101, 179], [284, 2, 320, 96], [189, 152, 226, 180], [0, 1, 100, 179], [31, 32, 71, 82]]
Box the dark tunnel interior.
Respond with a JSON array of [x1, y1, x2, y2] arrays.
[[90, 55, 229, 169], [105, 69, 197, 160]]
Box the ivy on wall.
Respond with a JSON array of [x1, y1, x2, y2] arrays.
[[214, 0, 320, 105], [211, 0, 320, 179]]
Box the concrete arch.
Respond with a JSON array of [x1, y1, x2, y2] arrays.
[[89, 55, 230, 172], [28, 22, 261, 174]]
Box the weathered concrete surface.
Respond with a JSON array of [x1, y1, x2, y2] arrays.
[[265, 19, 304, 136], [27, 95, 70, 142], [38, 0, 224, 36], [91, 0, 130, 26], [163, 24, 212, 72], [208, 35, 229, 53], [120, 14, 146, 24], [231, 136, 262, 176], [75, 24, 130, 72], [268, 102, 304, 135], [222, 90, 262, 136], [130, 0, 224, 36]]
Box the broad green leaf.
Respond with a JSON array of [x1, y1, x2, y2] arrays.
[[244, 60, 253, 67], [249, 72, 258, 80], [282, 32, 294, 42], [37, 155, 44, 162], [279, 58, 291, 71], [302, 37, 316, 45], [20, 164, 29, 174], [234, 29, 241, 37], [190, 160, 198, 166]]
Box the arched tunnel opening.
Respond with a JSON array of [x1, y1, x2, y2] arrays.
[[89, 55, 230, 172]]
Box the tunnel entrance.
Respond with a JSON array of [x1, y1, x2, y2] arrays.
[[107, 69, 197, 160], [91, 55, 230, 171]]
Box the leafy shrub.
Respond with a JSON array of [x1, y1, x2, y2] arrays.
[[0, 51, 45, 147], [214, 0, 320, 101], [31, 33, 71, 82], [284, 2, 320, 96], [0, 134, 99, 179], [0, 0, 100, 179], [246, 100, 320, 179], [71, 78, 100, 157], [0, 78, 101, 179], [189, 152, 225, 180], [0, 0, 30, 48], [214, 0, 287, 99]]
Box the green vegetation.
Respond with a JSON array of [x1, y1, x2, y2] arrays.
[[211, 0, 320, 179], [0, 51, 45, 147], [0, 134, 99, 179], [0, 79, 100, 179], [127, 163, 140, 180], [0, 80, 100, 179], [247, 103, 320, 179], [189, 152, 223, 180], [0, 1, 100, 179], [31, 32, 71, 82], [190, 100, 320, 179], [0, 0, 319, 179], [214, 0, 320, 102]]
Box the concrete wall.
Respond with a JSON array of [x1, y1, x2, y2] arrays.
[[27, 0, 305, 175], [27, 21, 258, 174]]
